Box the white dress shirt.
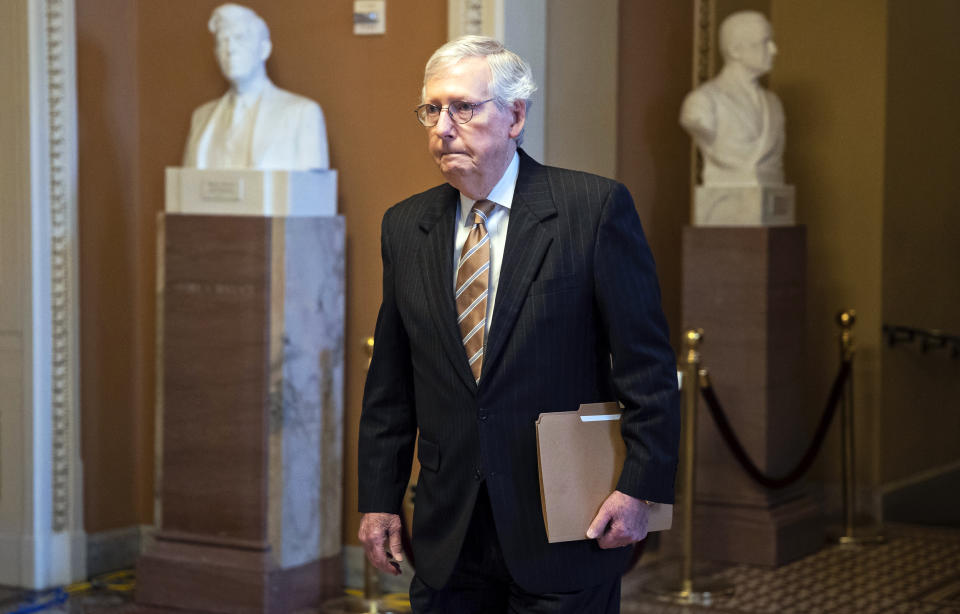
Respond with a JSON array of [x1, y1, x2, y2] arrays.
[[453, 151, 519, 331]]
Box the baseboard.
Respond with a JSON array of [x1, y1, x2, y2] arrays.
[[820, 482, 880, 522], [342, 544, 414, 597], [52, 529, 88, 585], [0, 530, 86, 588], [880, 461, 960, 527], [0, 532, 23, 586], [86, 525, 146, 576]]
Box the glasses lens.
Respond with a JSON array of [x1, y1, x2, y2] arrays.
[[450, 101, 474, 124], [417, 104, 441, 126]]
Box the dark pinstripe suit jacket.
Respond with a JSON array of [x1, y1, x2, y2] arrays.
[[358, 150, 680, 593]]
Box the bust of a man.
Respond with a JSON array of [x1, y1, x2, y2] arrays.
[[680, 11, 784, 186], [183, 3, 329, 170]]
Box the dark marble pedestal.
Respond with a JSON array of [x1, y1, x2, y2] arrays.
[[136, 214, 345, 613], [679, 225, 824, 566]]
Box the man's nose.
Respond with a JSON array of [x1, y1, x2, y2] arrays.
[[769, 41, 778, 55], [434, 108, 458, 137]]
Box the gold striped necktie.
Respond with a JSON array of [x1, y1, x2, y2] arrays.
[[456, 199, 496, 382]]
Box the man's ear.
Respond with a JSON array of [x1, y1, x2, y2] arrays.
[[508, 99, 526, 140], [259, 38, 273, 62]]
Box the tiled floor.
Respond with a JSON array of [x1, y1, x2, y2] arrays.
[[2, 524, 958, 613], [620, 524, 960, 613]]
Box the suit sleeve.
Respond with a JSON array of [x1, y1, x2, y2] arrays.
[[593, 183, 681, 504], [357, 207, 418, 514]]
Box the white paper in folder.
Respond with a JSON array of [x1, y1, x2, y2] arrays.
[[536, 402, 673, 543]]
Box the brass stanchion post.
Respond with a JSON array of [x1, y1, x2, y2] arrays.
[[829, 310, 884, 546], [646, 329, 733, 605], [321, 337, 411, 614]]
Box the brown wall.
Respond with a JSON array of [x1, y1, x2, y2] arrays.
[[617, 1, 694, 349], [77, 0, 143, 533], [546, 0, 618, 179], [769, 0, 889, 488], [880, 0, 960, 483], [78, 1, 448, 543]]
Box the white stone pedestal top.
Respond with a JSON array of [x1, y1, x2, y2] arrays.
[[165, 168, 337, 217], [694, 184, 795, 226]]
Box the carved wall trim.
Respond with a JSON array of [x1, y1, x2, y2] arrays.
[[693, 0, 716, 88], [447, 0, 504, 40], [42, 0, 76, 534], [689, 0, 716, 203], [0, 0, 82, 587], [34, 0, 80, 539]]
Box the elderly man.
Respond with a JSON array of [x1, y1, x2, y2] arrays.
[[358, 36, 679, 613], [680, 10, 784, 186], [182, 3, 328, 170]]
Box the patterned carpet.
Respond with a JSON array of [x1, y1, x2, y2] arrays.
[[621, 524, 960, 613], [2, 524, 958, 613]]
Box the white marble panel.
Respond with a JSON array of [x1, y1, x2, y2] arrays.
[[694, 184, 796, 226], [165, 168, 337, 217], [267, 217, 345, 569]]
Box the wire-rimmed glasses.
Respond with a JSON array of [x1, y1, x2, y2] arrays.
[[415, 98, 496, 127]]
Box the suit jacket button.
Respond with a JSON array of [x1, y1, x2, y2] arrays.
[[474, 468, 482, 481]]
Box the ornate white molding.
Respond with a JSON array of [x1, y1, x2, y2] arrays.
[[0, 0, 82, 588], [693, 0, 716, 88], [43, 0, 76, 535], [447, 0, 504, 40], [28, 0, 83, 586], [690, 0, 716, 202]]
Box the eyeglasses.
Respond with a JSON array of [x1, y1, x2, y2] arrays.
[[414, 99, 496, 127]]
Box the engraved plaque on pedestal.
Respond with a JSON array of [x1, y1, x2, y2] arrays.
[[694, 184, 795, 226]]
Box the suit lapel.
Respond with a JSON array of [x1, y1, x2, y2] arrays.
[[417, 185, 479, 392], [483, 151, 556, 378], [190, 97, 228, 167], [250, 82, 277, 167]]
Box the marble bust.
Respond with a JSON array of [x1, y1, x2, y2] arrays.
[[680, 11, 784, 186], [183, 3, 329, 170]]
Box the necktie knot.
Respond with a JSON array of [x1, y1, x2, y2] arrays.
[[472, 199, 496, 225]]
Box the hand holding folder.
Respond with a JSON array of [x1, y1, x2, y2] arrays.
[[536, 402, 673, 543]]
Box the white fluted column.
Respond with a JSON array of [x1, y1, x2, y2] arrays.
[[0, 0, 85, 589]]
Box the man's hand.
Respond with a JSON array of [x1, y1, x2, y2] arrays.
[[358, 512, 405, 575], [586, 490, 650, 549]]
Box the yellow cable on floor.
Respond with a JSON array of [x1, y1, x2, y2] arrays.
[[341, 588, 411, 605], [65, 569, 136, 594]]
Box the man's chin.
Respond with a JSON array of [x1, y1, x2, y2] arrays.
[[438, 157, 471, 175]]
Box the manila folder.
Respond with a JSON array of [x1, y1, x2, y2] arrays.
[[536, 402, 673, 543]]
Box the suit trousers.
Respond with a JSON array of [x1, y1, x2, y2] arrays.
[[409, 484, 620, 614]]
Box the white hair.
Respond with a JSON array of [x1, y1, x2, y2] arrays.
[[718, 11, 768, 61], [422, 36, 537, 144], [208, 3, 270, 43]]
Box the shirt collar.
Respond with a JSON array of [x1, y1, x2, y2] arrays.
[[459, 151, 519, 226], [231, 78, 271, 109]]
